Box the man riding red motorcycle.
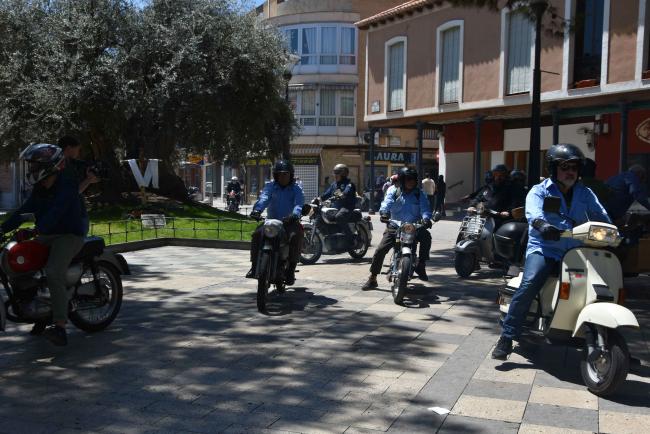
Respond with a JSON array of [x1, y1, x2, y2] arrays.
[[1, 144, 86, 345]]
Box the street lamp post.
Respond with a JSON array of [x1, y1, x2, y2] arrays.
[[528, 0, 548, 188], [282, 54, 301, 161]]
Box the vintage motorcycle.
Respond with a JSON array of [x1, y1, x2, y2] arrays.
[[253, 217, 293, 313], [227, 191, 241, 213], [454, 203, 525, 278], [497, 196, 640, 396], [300, 199, 372, 264], [0, 218, 128, 334], [386, 219, 431, 305]]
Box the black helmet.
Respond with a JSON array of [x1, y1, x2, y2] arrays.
[[273, 159, 294, 182], [398, 167, 418, 189], [546, 143, 585, 179], [510, 169, 526, 183], [492, 164, 509, 174], [19, 143, 64, 185], [333, 163, 349, 177]]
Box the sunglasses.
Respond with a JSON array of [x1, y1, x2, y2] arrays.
[[559, 163, 580, 172]]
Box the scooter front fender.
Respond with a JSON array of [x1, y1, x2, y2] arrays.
[[454, 239, 480, 255], [401, 246, 412, 256], [573, 303, 639, 337]]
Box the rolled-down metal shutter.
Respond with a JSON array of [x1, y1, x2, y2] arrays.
[[294, 165, 319, 201]]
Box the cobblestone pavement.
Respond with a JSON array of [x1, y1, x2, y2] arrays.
[[1, 219, 649, 433]]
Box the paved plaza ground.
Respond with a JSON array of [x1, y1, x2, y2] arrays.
[[1, 218, 649, 433]]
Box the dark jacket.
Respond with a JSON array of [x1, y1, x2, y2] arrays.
[[470, 181, 523, 214], [321, 178, 357, 210], [226, 181, 242, 194], [1, 175, 86, 236]]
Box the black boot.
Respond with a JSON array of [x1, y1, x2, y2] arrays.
[[43, 325, 67, 347], [285, 263, 297, 286], [415, 261, 429, 281], [491, 336, 513, 360]]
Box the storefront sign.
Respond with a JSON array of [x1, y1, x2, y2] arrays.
[[365, 151, 416, 163], [636, 118, 650, 144], [246, 158, 272, 166], [291, 156, 319, 165]]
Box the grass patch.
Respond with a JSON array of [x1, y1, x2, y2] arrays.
[[88, 200, 257, 245]]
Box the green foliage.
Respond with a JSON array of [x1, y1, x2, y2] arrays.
[[0, 0, 294, 166]]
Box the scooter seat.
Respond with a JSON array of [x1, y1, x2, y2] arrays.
[[72, 237, 105, 262]]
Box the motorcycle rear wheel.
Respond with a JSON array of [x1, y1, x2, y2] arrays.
[[69, 262, 123, 332], [392, 256, 411, 305], [257, 253, 271, 313], [580, 329, 630, 396], [300, 227, 322, 265], [454, 252, 475, 278], [348, 228, 369, 259]]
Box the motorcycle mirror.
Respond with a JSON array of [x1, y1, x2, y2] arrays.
[[433, 211, 442, 222], [20, 213, 36, 222], [542, 196, 562, 214], [301, 204, 312, 216]]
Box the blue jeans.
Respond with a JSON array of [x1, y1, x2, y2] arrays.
[[501, 252, 558, 339]]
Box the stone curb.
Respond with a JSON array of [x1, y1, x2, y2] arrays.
[[106, 237, 250, 253]]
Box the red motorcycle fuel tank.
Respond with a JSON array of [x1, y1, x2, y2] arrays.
[[7, 240, 50, 274]]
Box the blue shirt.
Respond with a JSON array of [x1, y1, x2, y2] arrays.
[[380, 186, 432, 222], [1, 175, 86, 236], [321, 179, 356, 210], [525, 178, 611, 260], [605, 171, 650, 220], [253, 181, 304, 219]]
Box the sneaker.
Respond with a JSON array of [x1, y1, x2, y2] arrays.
[[43, 325, 67, 347], [414, 262, 429, 281], [362, 276, 378, 291], [245, 267, 255, 279], [491, 336, 513, 360], [29, 321, 47, 336]]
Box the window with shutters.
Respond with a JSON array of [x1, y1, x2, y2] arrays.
[[439, 26, 461, 104], [290, 87, 356, 133], [339, 91, 355, 127], [300, 90, 316, 126], [279, 24, 357, 70], [284, 28, 298, 54], [319, 89, 337, 126], [506, 11, 533, 94], [386, 40, 406, 112]]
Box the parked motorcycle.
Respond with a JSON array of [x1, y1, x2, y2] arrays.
[[497, 196, 639, 396], [454, 203, 525, 278], [0, 217, 128, 335], [300, 199, 373, 264], [253, 217, 292, 313], [227, 191, 240, 213], [387, 219, 431, 305]]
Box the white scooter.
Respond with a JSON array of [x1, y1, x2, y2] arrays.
[[497, 196, 640, 396]]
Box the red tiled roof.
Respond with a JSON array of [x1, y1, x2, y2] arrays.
[[355, 0, 437, 29]]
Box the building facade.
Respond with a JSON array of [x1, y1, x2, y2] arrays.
[[359, 0, 650, 202], [250, 0, 416, 201]]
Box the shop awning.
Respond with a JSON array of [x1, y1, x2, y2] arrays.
[[290, 145, 323, 156]]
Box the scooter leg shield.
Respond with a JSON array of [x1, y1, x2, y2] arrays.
[[573, 303, 640, 337]]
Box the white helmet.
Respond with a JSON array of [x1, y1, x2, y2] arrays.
[[231, 176, 238, 182]]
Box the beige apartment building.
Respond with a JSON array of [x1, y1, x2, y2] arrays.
[[248, 0, 420, 200], [359, 0, 650, 202]]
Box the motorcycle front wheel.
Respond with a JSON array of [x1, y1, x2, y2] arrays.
[[256, 253, 271, 313], [300, 226, 322, 265], [69, 262, 123, 332], [348, 228, 369, 259], [580, 329, 630, 396], [392, 256, 411, 305], [454, 252, 475, 278]]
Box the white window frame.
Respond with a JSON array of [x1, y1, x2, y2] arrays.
[[636, 0, 650, 81], [499, 8, 535, 97], [563, 0, 610, 91], [384, 36, 408, 114], [290, 87, 356, 135], [279, 23, 358, 74], [436, 20, 464, 106]]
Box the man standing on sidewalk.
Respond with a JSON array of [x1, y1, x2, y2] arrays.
[[422, 172, 436, 213]]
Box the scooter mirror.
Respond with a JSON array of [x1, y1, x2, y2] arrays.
[[542, 196, 562, 214]]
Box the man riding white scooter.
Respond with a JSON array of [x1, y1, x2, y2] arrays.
[[492, 143, 611, 360]]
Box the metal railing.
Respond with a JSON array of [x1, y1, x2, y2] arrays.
[[89, 217, 258, 245]]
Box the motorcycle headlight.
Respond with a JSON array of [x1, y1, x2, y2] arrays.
[[588, 226, 619, 244], [263, 220, 283, 238], [402, 223, 416, 234]]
